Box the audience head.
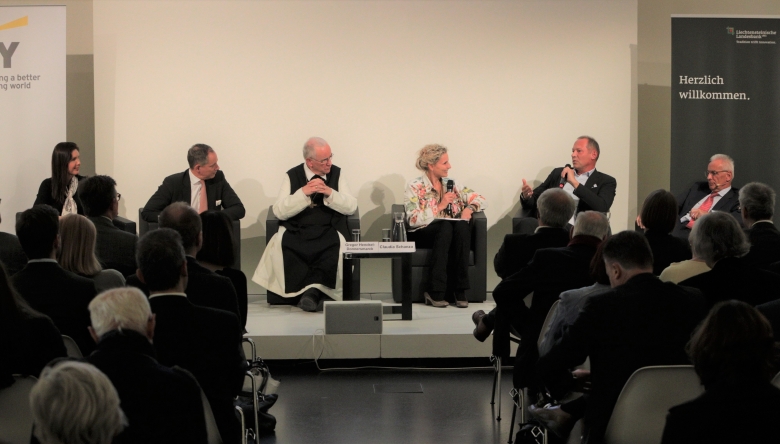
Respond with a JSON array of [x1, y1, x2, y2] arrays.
[[89, 287, 154, 341], [303, 137, 333, 176], [639, 189, 677, 234], [688, 300, 778, 388], [572, 211, 610, 239], [571, 136, 600, 172], [80, 175, 119, 218], [58, 214, 102, 276], [16, 205, 59, 260], [415, 143, 449, 176], [689, 212, 749, 267], [739, 182, 775, 226], [136, 228, 187, 292], [187, 143, 219, 180], [159, 202, 202, 254], [197, 211, 235, 267], [537, 189, 575, 228], [50, 142, 81, 201], [602, 230, 654, 287], [707, 154, 734, 193], [30, 361, 127, 444], [590, 241, 611, 286]]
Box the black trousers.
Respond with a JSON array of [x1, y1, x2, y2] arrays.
[[407, 220, 471, 295]]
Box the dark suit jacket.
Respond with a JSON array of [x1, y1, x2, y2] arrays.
[[757, 299, 780, 343], [538, 273, 706, 444], [644, 230, 692, 275], [12, 262, 97, 355], [672, 181, 742, 239], [86, 330, 208, 444], [88, 216, 138, 277], [126, 257, 241, 321], [0, 232, 27, 275], [141, 170, 245, 222], [493, 226, 570, 279], [0, 312, 66, 383], [33, 176, 85, 215], [149, 295, 245, 444], [521, 168, 617, 214], [661, 382, 780, 444], [743, 221, 780, 269], [680, 256, 780, 307]]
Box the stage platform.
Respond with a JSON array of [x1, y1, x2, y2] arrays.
[[245, 294, 515, 360]]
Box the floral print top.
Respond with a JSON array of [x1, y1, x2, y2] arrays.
[[404, 175, 487, 231]]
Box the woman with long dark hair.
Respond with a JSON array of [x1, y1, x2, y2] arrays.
[[34, 142, 85, 215], [637, 189, 691, 275]]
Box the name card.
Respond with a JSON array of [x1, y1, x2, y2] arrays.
[[344, 242, 416, 253]]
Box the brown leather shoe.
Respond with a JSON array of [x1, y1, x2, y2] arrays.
[[472, 311, 493, 342], [454, 291, 468, 308]]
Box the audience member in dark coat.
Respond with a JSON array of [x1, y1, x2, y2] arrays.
[[85, 287, 207, 444], [661, 301, 780, 444], [12, 206, 97, 355], [679, 212, 780, 307], [34, 142, 86, 216], [757, 298, 780, 343], [738, 182, 780, 268], [137, 228, 246, 444], [536, 231, 707, 444], [0, 231, 27, 276], [637, 189, 692, 275]]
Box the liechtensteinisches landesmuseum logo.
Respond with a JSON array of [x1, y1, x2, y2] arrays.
[[0, 16, 28, 68], [727, 27, 735, 35]]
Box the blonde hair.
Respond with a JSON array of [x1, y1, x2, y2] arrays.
[[89, 287, 152, 338], [58, 214, 102, 276], [415, 144, 448, 172]]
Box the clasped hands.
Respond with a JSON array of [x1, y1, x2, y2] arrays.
[[302, 178, 332, 197], [521, 167, 578, 200]]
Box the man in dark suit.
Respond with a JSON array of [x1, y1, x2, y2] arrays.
[[85, 287, 208, 444], [12, 205, 97, 354], [739, 182, 780, 268], [137, 228, 246, 444], [79, 175, 138, 276], [671, 154, 742, 239], [535, 231, 707, 444], [141, 143, 245, 223], [0, 204, 27, 275], [517, 136, 616, 234], [127, 202, 241, 321]]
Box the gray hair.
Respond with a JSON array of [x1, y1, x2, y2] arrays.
[[187, 143, 214, 169], [303, 137, 329, 159], [415, 144, 448, 172], [739, 182, 775, 222], [572, 211, 610, 239], [710, 153, 734, 174], [89, 287, 152, 338], [537, 189, 575, 228], [30, 361, 127, 444], [690, 212, 749, 267]]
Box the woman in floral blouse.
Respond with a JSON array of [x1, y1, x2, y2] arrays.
[[404, 144, 487, 308]]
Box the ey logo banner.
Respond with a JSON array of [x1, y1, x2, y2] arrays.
[[0, 16, 27, 68]]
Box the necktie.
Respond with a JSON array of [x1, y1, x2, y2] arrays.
[[686, 192, 717, 229], [199, 179, 208, 214]]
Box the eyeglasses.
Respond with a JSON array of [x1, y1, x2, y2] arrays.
[[309, 154, 333, 165], [115, 193, 121, 201], [705, 170, 729, 177]]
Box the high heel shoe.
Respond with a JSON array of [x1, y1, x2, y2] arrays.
[[454, 291, 468, 308], [424, 292, 448, 308]]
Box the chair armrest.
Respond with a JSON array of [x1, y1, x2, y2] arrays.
[[471, 211, 487, 263], [266, 205, 279, 245], [347, 207, 361, 232], [113, 215, 137, 235]]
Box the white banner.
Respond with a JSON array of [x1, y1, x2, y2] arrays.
[[0, 6, 65, 232]]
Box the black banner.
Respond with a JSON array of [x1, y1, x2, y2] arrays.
[[671, 17, 780, 198]]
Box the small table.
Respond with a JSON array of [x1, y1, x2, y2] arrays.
[[343, 248, 413, 320]]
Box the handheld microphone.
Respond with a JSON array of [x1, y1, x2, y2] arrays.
[[558, 164, 573, 188], [445, 178, 454, 215]]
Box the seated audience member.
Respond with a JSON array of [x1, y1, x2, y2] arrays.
[[79, 175, 138, 276], [535, 231, 707, 443], [127, 202, 240, 320], [494, 188, 574, 279], [86, 287, 208, 444], [58, 214, 125, 293], [758, 297, 780, 343], [679, 212, 780, 307], [12, 206, 97, 355], [0, 262, 66, 388], [253, 137, 358, 311], [136, 228, 245, 443], [672, 154, 742, 239], [404, 143, 487, 308], [659, 255, 711, 284], [30, 361, 127, 444], [517, 136, 616, 233], [661, 301, 780, 444], [198, 211, 248, 328], [34, 142, 85, 216], [636, 189, 692, 275], [141, 143, 245, 222], [739, 182, 780, 268], [0, 199, 27, 275]]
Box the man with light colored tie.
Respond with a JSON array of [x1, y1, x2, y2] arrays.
[[141, 144, 245, 223], [671, 154, 743, 239]]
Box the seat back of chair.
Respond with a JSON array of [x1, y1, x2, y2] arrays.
[[200, 388, 223, 444], [0, 375, 38, 444], [62, 335, 83, 358], [772, 371, 780, 389], [537, 299, 560, 348], [604, 365, 703, 444]]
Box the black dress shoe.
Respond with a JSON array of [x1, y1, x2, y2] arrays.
[[297, 290, 319, 312]]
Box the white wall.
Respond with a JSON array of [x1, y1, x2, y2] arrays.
[[93, 0, 637, 293]]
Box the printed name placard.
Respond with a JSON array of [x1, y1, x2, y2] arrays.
[[344, 242, 416, 253]]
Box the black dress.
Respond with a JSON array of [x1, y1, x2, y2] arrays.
[[34, 175, 85, 215]]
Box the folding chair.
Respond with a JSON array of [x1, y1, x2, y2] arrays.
[[0, 375, 38, 444], [237, 337, 277, 443]]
